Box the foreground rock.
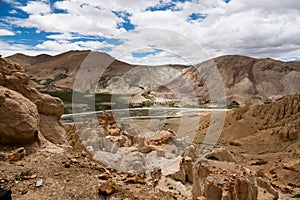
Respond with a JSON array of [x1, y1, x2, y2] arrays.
[[6, 147, 26, 162], [0, 86, 39, 144], [0, 57, 67, 145]]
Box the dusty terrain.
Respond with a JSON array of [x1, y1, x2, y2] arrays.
[[1, 56, 299, 200], [196, 93, 300, 198], [0, 144, 174, 200]]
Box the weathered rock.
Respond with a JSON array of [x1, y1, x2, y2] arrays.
[[36, 179, 43, 187], [0, 152, 7, 161], [0, 73, 4, 86], [204, 148, 237, 162], [145, 130, 176, 146], [0, 57, 64, 118], [0, 58, 24, 75], [256, 177, 279, 199], [33, 93, 64, 118], [287, 126, 298, 140], [125, 173, 145, 184], [0, 87, 39, 144], [39, 114, 67, 145], [162, 156, 193, 184], [98, 180, 115, 196], [98, 173, 110, 180], [193, 158, 258, 200], [5, 74, 64, 118], [6, 147, 26, 161], [0, 57, 67, 146]]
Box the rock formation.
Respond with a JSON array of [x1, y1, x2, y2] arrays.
[[192, 158, 258, 200], [197, 93, 300, 198], [0, 86, 39, 144], [0, 57, 67, 145]]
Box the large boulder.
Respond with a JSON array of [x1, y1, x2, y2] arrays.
[[0, 57, 67, 145], [0, 86, 39, 144], [0, 57, 64, 118], [5, 73, 64, 118]]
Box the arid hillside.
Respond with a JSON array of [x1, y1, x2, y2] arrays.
[[196, 93, 300, 198], [7, 52, 300, 107], [172, 55, 300, 105]]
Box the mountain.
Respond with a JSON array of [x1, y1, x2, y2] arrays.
[[6, 51, 300, 108], [163, 55, 300, 106], [7, 50, 91, 91]]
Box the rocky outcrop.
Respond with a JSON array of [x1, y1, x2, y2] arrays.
[[192, 158, 258, 200], [204, 148, 237, 163], [4, 68, 64, 118], [0, 86, 39, 144], [0, 57, 67, 145], [197, 93, 300, 198], [198, 93, 300, 150], [39, 114, 68, 145]]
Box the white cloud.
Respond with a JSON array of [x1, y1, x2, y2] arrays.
[[109, 29, 210, 64], [0, 41, 56, 57], [35, 39, 115, 53], [2, 0, 300, 64], [36, 40, 82, 52], [2, 0, 22, 6], [19, 1, 51, 15], [46, 33, 80, 40], [118, 50, 189, 65], [0, 29, 15, 36], [13, 0, 126, 37], [9, 9, 18, 15]]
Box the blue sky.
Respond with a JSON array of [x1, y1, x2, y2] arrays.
[[0, 0, 299, 65]]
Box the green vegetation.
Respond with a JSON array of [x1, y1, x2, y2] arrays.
[[42, 90, 133, 114], [167, 102, 176, 107], [143, 100, 154, 107], [42, 74, 69, 89], [227, 100, 240, 109]]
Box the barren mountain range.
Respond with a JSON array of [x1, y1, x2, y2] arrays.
[[7, 51, 300, 107]]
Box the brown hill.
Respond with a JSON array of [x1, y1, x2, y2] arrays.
[[7, 52, 300, 107], [7, 50, 91, 91], [7, 51, 184, 94], [169, 55, 300, 105]]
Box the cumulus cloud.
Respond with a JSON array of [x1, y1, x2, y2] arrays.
[[1, 0, 300, 63], [19, 1, 51, 15], [0, 40, 56, 56], [118, 50, 190, 65], [0, 29, 15, 36]]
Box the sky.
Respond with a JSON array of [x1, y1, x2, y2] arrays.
[[0, 0, 300, 65]]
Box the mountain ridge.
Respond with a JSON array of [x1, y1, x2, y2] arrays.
[[6, 51, 300, 107]]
